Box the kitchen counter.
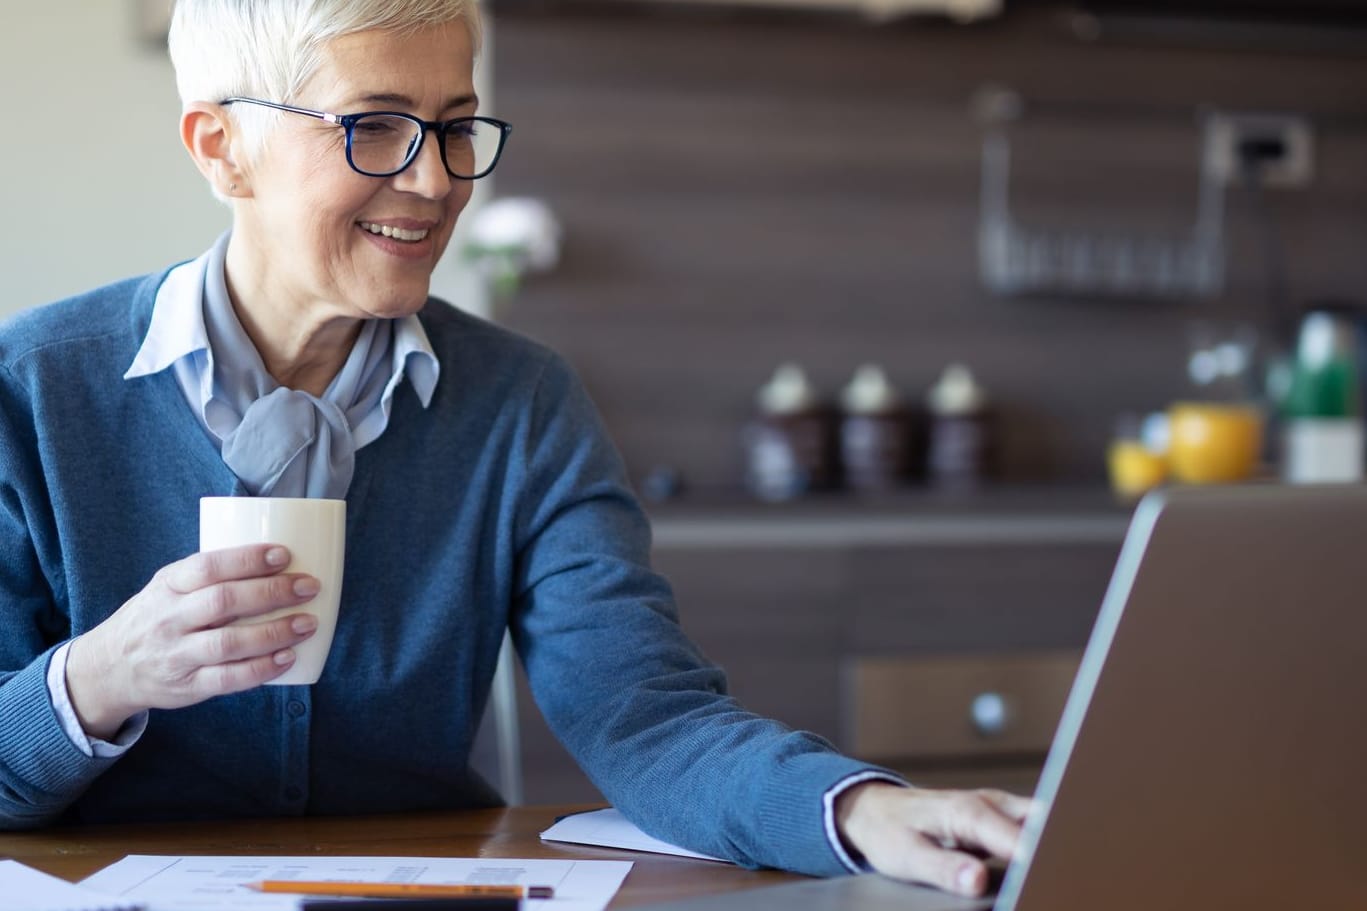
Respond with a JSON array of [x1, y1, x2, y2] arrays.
[[646, 484, 1135, 548]]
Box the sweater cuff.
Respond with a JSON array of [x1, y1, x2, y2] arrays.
[[752, 746, 907, 876], [0, 646, 120, 824], [822, 770, 910, 872]]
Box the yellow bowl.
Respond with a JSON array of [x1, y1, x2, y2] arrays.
[[1167, 402, 1263, 484]]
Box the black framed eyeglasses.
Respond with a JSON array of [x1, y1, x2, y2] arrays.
[[219, 97, 512, 180]]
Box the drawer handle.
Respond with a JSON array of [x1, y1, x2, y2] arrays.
[[970, 691, 1010, 737]]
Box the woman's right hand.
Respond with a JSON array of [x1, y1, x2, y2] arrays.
[[64, 544, 320, 741]]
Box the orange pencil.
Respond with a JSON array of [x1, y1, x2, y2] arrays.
[[243, 881, 555, 899]]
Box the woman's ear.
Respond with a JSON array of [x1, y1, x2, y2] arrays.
[[181, 102, 248, 198]]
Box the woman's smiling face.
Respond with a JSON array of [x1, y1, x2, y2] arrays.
[[230, 21, 477, 325]]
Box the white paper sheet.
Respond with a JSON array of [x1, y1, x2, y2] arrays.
[[0, 859, 140, 911], [79, 855, 631, 911], [540, 808, 730, 864]]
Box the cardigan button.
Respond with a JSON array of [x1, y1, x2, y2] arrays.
[[287, 700, 306, 718]]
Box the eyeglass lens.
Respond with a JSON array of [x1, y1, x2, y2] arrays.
[[348, 114, 501, 178]]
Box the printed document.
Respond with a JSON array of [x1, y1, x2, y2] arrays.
[[80, 855, 631, 911]]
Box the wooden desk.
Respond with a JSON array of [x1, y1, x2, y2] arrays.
[[0, 806, 804, 908]]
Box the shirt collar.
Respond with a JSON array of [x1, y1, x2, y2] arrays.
[[123, 249, 211, 381], [394, 314, 438, 409]]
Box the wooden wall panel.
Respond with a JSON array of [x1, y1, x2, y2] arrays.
[[489, 5, 1367, 492]]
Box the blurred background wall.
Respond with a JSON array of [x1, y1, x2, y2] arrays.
[[0, 3, 223, 313], [488, 2, 1367, 487]]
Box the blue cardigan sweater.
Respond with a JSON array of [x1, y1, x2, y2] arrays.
[[0, 271, 883, 875]]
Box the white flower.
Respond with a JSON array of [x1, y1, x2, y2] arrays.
[[465, 197, 562, 282]]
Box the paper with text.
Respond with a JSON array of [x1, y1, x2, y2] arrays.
[[79, 855, 631, 911]]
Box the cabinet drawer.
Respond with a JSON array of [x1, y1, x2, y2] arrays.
[[842, 651, 1080, 762]]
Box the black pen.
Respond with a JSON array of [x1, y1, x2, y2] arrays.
[[299, 900, 518, 911]]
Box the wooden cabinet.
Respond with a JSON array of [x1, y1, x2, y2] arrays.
[[495, 496, 1129, 804], [842, 650, 1081, 794]]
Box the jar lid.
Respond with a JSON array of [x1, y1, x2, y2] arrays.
[[927, 363, 987, 415], [841, 364, 900, 414], [757, 363, 819, 415]]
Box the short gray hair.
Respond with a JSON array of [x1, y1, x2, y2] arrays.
[[169, 0, 483, 163]]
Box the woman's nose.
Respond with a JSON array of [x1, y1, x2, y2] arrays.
[[393, 130, 452, 198]]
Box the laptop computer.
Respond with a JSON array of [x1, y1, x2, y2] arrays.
[[642, 483, 1367, 911]]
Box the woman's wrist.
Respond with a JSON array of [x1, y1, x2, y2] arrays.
[[834, 780, 905, 858], [65, 631, 134, 741]]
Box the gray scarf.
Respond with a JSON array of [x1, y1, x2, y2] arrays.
[[200, 237, 394, 500]]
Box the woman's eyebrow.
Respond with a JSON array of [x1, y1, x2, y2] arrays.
[[349, 92, 478, 110]]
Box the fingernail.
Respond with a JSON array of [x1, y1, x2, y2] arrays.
[[293, 577, 320, 597], [291, 615, 317, 635], [265, 547, 289, 566], [957, 864, 982, 894], [273, 649, 295, 666]]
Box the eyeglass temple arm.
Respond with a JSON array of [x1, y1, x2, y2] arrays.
[[220, 96, 342, 125]]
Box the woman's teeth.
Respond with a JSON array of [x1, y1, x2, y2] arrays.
[[359, 221, 429, 243]]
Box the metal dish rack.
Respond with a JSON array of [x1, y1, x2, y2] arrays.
[[976, 87, 1226, 301]]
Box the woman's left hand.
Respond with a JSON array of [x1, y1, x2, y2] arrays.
[[834, 781, 1032, 896]]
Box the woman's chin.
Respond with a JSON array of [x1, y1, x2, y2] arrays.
[[356, 280, 433, 319], [365, 295, 430, 320]]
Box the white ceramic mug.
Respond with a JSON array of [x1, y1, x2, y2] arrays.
[[199, 497, 346, 685]]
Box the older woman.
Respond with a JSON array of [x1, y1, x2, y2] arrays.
[[0, 0, 1025, 895]]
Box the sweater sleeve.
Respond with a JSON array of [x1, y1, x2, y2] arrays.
[[508, 354, 896, 876], [0, 366, 120, 829]]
